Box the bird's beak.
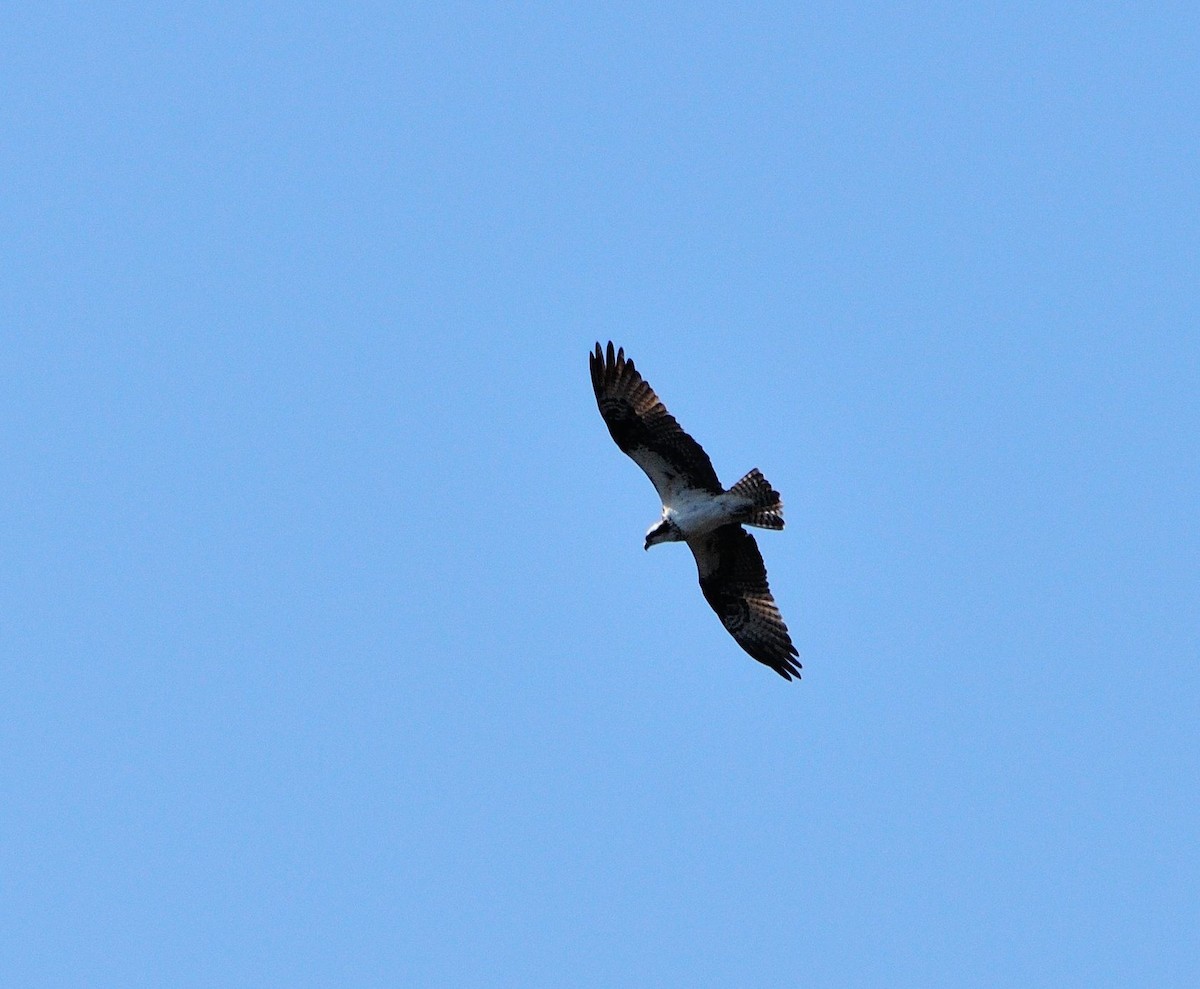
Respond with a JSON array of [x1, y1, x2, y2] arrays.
[[643, 540, 650, 551]]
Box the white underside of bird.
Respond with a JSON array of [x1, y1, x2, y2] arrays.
[[657, 490, 751, 540]]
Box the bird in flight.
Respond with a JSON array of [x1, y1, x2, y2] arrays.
[[589, 342, 801, 680]]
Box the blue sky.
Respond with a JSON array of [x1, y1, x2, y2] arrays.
[[3, 3, 1197, 986]]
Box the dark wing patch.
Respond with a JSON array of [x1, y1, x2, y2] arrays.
[[590, 341, 722, 500], [690, 525, 801, 680]]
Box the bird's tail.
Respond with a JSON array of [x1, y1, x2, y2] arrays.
[[728, 468, 785, 530]]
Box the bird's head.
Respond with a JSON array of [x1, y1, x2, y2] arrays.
[[644, 518, 681, 551]]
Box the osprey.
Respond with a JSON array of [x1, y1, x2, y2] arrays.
[[590, 341, 801, 680]]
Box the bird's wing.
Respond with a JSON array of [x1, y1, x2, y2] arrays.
[[689, 524, 801, 680], [590, 341, 722, 502]]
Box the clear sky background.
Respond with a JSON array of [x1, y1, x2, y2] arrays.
[[3, 3, 1197, 986]]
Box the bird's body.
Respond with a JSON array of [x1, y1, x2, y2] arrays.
[[648, 485, 774, 545], [589, 341, 801, 681], [660, 489, 749, 540]]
